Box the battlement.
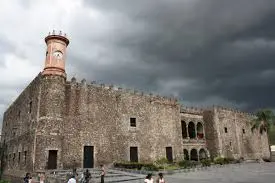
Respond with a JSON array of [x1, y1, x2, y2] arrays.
[[47, 30, 68, 38], [66, 77, 179, 106], [213, 105, 256, 118], [180, 106, 204, 115]]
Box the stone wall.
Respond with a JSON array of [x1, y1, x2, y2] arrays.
[[61, 80, 182, 168], [206, 106, 270, 160], [1, 73, 271, 175], [203, 109, 220, 159], [34, 75, 66, 170], [1, 73, 42, 172]]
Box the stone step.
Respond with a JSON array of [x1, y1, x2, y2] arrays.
[[46, 169, 145, 183]]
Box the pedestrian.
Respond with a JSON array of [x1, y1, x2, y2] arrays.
[[156, 173, 165, 183], [23, 173, 30, 183], [100, 164, 106, 183], [84, 169, 91, 183], [39, 173, 45, 183], [67, 175, 76, 183], [144, 173, 153, 183]]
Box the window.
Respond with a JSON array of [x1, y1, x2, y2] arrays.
[[29, 101, 32, 113], [242, 129, 245, 134], [181, 121, 187, 138], [13, 153, 15, 162], [130, 118, 136, 127], [230, 141, 232, 146], [18, 110, 21, 119], [18, 152, 21, 163], [24, 151, 27, 164], [224, 127, 228, 133]]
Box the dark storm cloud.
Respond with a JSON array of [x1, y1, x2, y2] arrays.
[[69, 0, 275, 112]]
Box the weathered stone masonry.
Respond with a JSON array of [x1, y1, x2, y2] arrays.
[[0, 32, 270, 175]]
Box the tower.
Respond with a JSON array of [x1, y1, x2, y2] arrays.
[[42, 30, 70, 78]]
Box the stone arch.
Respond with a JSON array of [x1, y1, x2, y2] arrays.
[[190, 149, 198, 161], [181, 121, 187, 138], [183, 149, 189, 160], [197, 122, 204, 139], [188, 122, 196, 139], [199, 148, 207, 160]]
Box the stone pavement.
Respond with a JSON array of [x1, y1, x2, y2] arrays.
[[120, 162, 275, 183], [164, 162, 275, 183]]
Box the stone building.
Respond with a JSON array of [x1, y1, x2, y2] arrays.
[[0, 32, 270, 173]]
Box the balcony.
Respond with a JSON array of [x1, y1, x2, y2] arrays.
[[182, 137, 206, 144]]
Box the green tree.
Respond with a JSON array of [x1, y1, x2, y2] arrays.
[[251, 109, 275, 159], [251, 109, 275, 132]]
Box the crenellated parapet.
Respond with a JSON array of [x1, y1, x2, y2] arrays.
[[180, 106, 204, 115], [213, 105, 256, 118], [66, 77, 179, 106]]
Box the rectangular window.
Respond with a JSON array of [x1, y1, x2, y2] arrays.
[[130, 118, 136, 127], [242, 129, 245, 134], [18, 152, 21, 163], [130, 147, 138, 162], [13, 153, 15, 162], [224, 127, 228, 133], [29, 101, 32, 113], [24, 151, 27, 164]]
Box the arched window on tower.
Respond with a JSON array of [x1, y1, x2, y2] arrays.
[[188, 122, 196, 139], [181, 121, 187, 138], [197, 122, 204, 139]]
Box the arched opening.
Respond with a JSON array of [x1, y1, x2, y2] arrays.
[[190, 149, 198, 161], [197, 122, 204, 139], [181, 121, 187, 138], [188, 122, 196, 139], [199, 149, 207, 160], [183, 149, 189, 160]]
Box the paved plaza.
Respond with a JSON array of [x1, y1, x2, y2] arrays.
[[162, 162, 275, 183]]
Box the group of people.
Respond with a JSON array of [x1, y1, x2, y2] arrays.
[[145, 173, 166, 183], [23, 172, 45, 183], [67, 164, 106, 183], [23, 173, 32, 183]]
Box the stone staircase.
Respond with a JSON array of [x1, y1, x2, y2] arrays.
[[45, 168, 145, 183]]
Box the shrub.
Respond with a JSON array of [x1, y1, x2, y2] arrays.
[[178, 160, 199, 168], [141, 164, 159, 171], [262, 158, 271, 162], [201, 159, 211, 167], [0, 180, 10, 183], [213, 157, 226, 165], [154, 157, 169, 165], [113, 162, 159, 171]]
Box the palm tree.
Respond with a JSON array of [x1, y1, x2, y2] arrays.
[[251, 109, 275, 132], [251, 109, 275, 160]]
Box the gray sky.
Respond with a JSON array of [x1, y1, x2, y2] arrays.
[[1, 0, 275, 128]]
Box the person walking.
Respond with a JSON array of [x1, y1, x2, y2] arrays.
[[156, 173, 166, 183], [67, 175, 76, 183], [84, 169, 91, 183], [144, 173, 153, 183], [100, 164, 106, 183], [23, 173, 30, 183]]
